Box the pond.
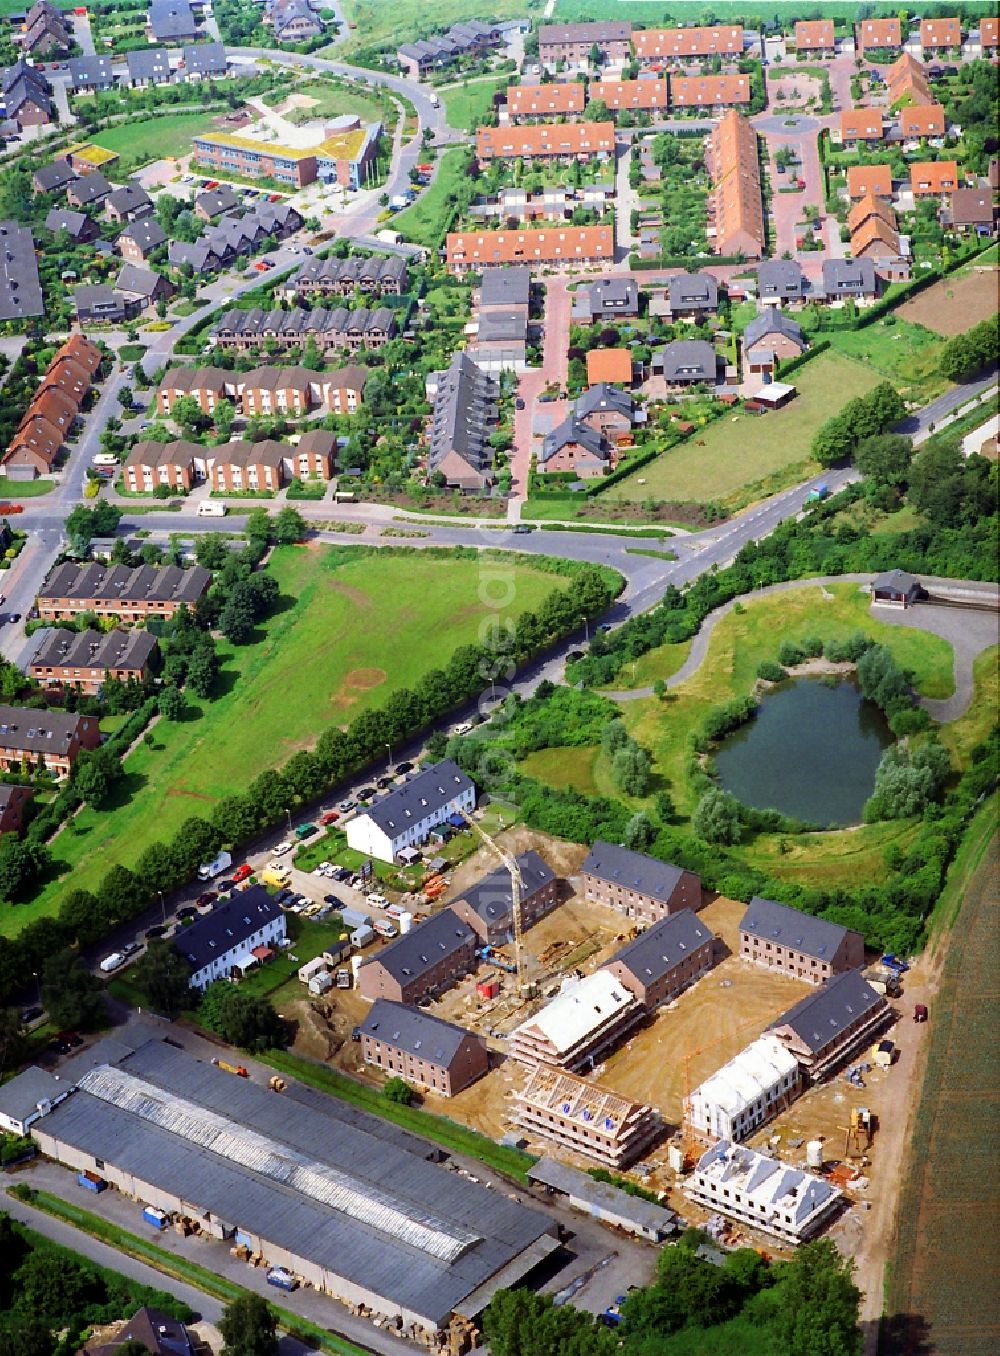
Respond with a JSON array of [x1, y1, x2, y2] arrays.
[[712, 677, 893, 827]]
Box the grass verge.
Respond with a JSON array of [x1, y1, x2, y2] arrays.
[[392, 146, 470, 249]]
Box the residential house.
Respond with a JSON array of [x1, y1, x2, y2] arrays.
[[794, 20, 835, 53], [211, 304, 394, 355], [835, 109, 884, 148], [426, 350, 500, 491], [980, 18, 999, 50], [589, 76, 668, 113], [195, 186, 240, 220], [167, 240, 227, 273], [633, 25, 743, 62], [475, 122, 615, 163], [822, 257, 879, 302], [346, 759, 475, 863], [581, 843, 702, 923], [685, 1034, 802, 1142], [509, 970, 643, 1071], [66, 172, 111, 210], [156, 366, 228, 415], [757, 258, 808, 305], [739, 895, 864, 984], [179, 42, 227, 79], [104, 182, 154, 224], [126, 47, 173, 87], [0, 705, 101, 777], [447, 225, 613, 272], [87, 1306, 196, 1356], [0, 221, 44, 323], [148, 0, 198, 44], [358, 909, 478, 1004], [910, 160, 960, 197], [852, 215, 910, 278], [900, 104, 946, 141], [36, 562, 211, 622], [872, 568, 923, 607], [2, 59, 53, 126], [670, 74, 751, 109], [180, 886, 287, 991], [768, 970, 892, 1081], [238, 366, 313, 417], [707, 110, 764, 258], [3, 334, 100, 478], [68, 55, 115, 92], [29, 627, 158, 696], [286, 252, 408, 298], [575, 383, 636, 439], [446, 851, 558, 946], [21, 2, 71, 57], [687, 1141, 842, 1245], [667, 271, 718, 318], [515, 1066, 660, 1170], [847, 164, 894, 199], [117, 217, 167, 262], [74, 284, 136, 326], [124, 439, 200, 492], [471, 308, 528, 371], [575, 275, 639, 321], [743, 308, 807, 374], [506, 82, 585, 120], [948, 187, 997, 234], [0, 783, 33, 837], [312, 365, 367, 415], [604, 909, 715, 1011], [584, 349, 634, 388], [32, 160, 77, 195], [44, 208, 99, 243], [116, 262, 175, 313], [2, 415, 61, 477], [270, 0, 325, 44], [538, 416, 611, 478], [209, 439, 285, 493], [887, 53, 934, 107], [358, 1000, 489, 1097], [654, 338, 720, 386], [397, 19, 500, 80], [285, 428, 336, 480], [537, 21, 633, 67], [920, 17, 962, 52], [856, 18, 902, 52]]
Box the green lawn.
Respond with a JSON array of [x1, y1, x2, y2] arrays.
[[2, 547, 568, 938], [392, 146, 471, 249], [519, 745, 603, 797], [337, 0, 527, 53], [441, 77, 508, 131], [91, 113, 217, 168], [604, 350, 881, 510], [3, 479, 54, 497], [279, 80, 388, 129], [827, 317, 949, 404]]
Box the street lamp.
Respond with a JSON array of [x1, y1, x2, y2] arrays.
[[385, 741, 392, 771], [32, 971, 40, 1006], [157, 890, 166, 924], [286, 808, 293, 832]]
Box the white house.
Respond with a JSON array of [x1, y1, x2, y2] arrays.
[[685, 1034, 802, 1142], [0, 1066, 68, 1136], [686, 1140, 842, 1245], [178, 886, 286, 991], [345, 760, 475, 863]]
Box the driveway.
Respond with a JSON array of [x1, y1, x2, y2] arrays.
[[510, 276, 571, 508]]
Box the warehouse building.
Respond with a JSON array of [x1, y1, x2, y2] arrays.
[[768, 970, 892, 1081], [514, 1065, 659, 1169], [358, 909, 478, 1004], [345, 760, 475, 862], [509, 969, 642, 1071], [358, 999, 489, 1097], [739, 896, 864, 984], [603, 909, 715, 1011], [527, 1157, 677, 1241], [23, 1036, 560, 1334], [684, 1034, 802, 1143], [178, 886, 286, 991], [446, 850, 558, 945], [687, 1140, 842, 1245], [581, 842, 701, 924]]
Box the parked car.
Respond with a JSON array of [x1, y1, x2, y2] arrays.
[[376, 775, 394, 789], [145, 925, 167, 939], [272, 841, 293, 855], [356, 786, 376, 800], [515, 397, 525, 410], [338, 799, 357, 813], [394, 762, 414, 775], [57, 1031, 83, 1048], [276, 888, 295, 904], [196, 891, 217, 908], [566, 649, 584, 661], [319, 810, 339, 825], [323, 893, 342, 906], [176, 906, 197, 920], [231, 864, 253, 884], [19, 1006, 42, 1024], [216, 878, 234, 892]]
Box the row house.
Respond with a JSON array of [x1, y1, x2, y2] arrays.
[[919, 17, 962, 52], [3, 59, 54, 128], [589, 76, 668, 112], [856, 18, 902, 52], [707, 110, 764, 258], [284, 252, 408, 299], [509, 970, 643, 1072], [21, 2, 71, 59], [582, 842, 701, 923], [506, 81, 585, 120], [125, 438, 203, 492], [475, 122, 615, 163], [124, 431, 337, 494], [537, 21, 632, 67], [604, 909, 716, 1012], [446, 225, 613, 273], [446, 850, 558, 947], [209, 439, 285, 493], [515, 1066, 660, 1170], [685, 1034, 802, 1143], [156, 366, 228, 416], [835, 108, 884, 148], [238, 368, 312, 418], [28, 628, 158, 696], [768, 970, 892, 1082], [887, 52, 934, 107], [397, 19, 500, 80], [358, 910, 478, 1005], [358, 1000, 489, 1098], [671, 73, 751, 109], [633, 24, 743, 63], [182, 888, 286, 992], [427, 350, 500, 491], [847, 163, 893, 200], [346, 759, 476, 863], [899, 104, 947, 142], [0, 221, 44, 325], [3, 335, 101, 480], [211, 304, 395, 354], [688, 1141, 841, 1246], [0, 705, 100, 778], [981, 18, 999, 50], [739, 895, 864, 985], [36, 562, 211, 623], [794, 20, 835, 54], [470, 184, 613, 225]]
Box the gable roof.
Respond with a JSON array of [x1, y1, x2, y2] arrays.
[[106, 182, 153, 216], [480, 265, 530, 308], [363, 908, 476, 985], [116, 262, 163, 297], [182, 42, 227, 76], [541, 415, 606, 462], [757, 258, 806, 297], [668, 271, 718, 309], [120, 217, 167, 251], [127, 47, 173, 82], [44, 207, 91, 238], [822, 258, 877, 294], [583, 842, 688, 903], [744, 307, 805, 351], [657, 338, 718, 381], [847, 164, 893, 198], [449, 851, 555, 928], [361, 759, 473, 838], [575, 381, 634, 420], [607, 908, 714, 986], [33, 160, 77, 192], [769, 970, 885, 1052], [585, 348, 633, 386], [739, 895, 856, 961], [358, 998, 476, 1068], [178, 886, 282, 973]]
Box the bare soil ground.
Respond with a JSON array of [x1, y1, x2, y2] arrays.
[[898, 270, 999, 335], [290, 990, 369, 1068]]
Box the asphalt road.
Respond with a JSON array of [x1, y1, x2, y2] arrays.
[[895, 365, 999, 438]]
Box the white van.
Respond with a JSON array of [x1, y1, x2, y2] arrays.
[[198, 501, 227, 517]]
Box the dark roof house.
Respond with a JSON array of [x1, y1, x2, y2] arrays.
[[0, 221, 45, 321], [822, 258, 878, 299], [361, 909, 477, 989], [757, 258, 808, 304], [583, 843, 690, 906], [743, 307, 807, 353], [667, 271, 718, 313], [740, 896, 860, 962], [654, 339, 719, 384]]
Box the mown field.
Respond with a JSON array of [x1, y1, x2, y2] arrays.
[[392, 146, 470, 249], [91, 113, 218, 167], [441, 77, 508, 131], [604, 351, 880, 510], [2, 547, 568, 937], [827, 316, 949, 403]]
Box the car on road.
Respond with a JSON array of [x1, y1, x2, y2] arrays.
[[356, 786, 376, 800], [566, 649, 584, 661], [272, 841, 293, 855], [515, 398, 525, 410], [319, 809, 339, 825], [196, 891, 217, 908], [6, 613, 20, 623], [512, 524, 531, 534], [122, 941, 142, 956], [323, 892, 342, 906], [216, 878, 234, 892]]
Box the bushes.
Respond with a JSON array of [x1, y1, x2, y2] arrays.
[[757, 659, 788, 682], [938, 314, 999, 381], [812, 381, 907, 468]]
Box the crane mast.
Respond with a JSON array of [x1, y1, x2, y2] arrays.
[[458, 810, 526, 989]]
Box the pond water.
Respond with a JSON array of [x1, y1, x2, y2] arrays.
[[712, 677, 893, 827]]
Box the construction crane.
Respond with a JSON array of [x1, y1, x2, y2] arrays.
[[457, 809, 526, 991]]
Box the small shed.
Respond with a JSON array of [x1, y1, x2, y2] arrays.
[[872, 569, 923, 608], [874, 1039, 896, 1068]]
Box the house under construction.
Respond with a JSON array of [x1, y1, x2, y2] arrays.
[[514, 1064, 661, 1169], [507, 970, 643, 1071]]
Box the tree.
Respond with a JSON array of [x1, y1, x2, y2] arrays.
[[0, 838, 50, 905], [72, 746, 122, 808], [245, 507, 272, 542], [218, 582, 259, 644], [198, 983, 285, 1052], [768, 1239, 862, 1356], [623, 811, 655, 850], [158, 685, 186, 721], [854, 432, 912, 486], [484, 1289, 616, 1356], [186, 636, 219, 700], [131, 941, 192, 1017], [213, 398, 236, 442], [601, 720, 629, 758], [219, 1293, 279, 1356], [383, 1076, 413, 1105], [65, 503, 122, 555], [40, 949, 106, 1031], [273, 505, 306, 544], [693, 789, 743, 845], [612, 742, 651, 796], [0, 1007, 26, 1075], [170, 394, 209, 437]]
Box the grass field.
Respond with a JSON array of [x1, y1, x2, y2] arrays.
[[883, 819, 1000, 1355], [278, 80, 387, 128], [827, 317, 948, 403], [1, 547, 568, 938], [604, 351, 881, 509], [4, 479, 54, 497], [91, 113, 217, 167], [441, 77, 508, 131], [337, 0, 528, 53], [392, 146, 471, 249]]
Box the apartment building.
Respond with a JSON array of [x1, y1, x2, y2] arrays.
[[739, 896, 864, 984], [685, 1035, 802, 1143], [0, 705, 100, 777], [856, 18, 902, 52], [507, 82, 584, 120], [0, 784, 33, 837], [514, 1065, 660, 1170], [358, 1000, 489, 1097], [581, 842, 701, 924], [346, 760, 476, 862], [284, 253, 409, 298], [397, 19, 500, 80], [707, 110, 764, 257], [208, 439, 286, 493], [156, 366, 229, 416], [768, 970, 892, 1081], [634, 24, 743, 62], [588, 77, 668, 112], [537, 21, 632, 67], [603, 909, 715, 1011], [29, 628, 158, 696], [508, 970, 643, 1072], [447, 225, 613, 272], [37, 562, 211, 623], [475, 122, 615, 163], [670, 74, 751, 108], [236, 367, 313, 418], [687, 1141, 842, 1245], [180, 887, 287, 991], [358, 910, 478, 1005], [446, 851, 558, 946], [124, 439, 201, 492]]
